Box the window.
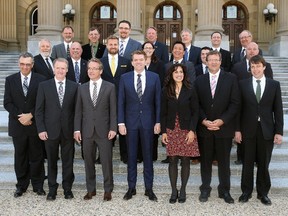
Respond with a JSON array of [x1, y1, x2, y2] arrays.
[[30, 7, 38, 35]]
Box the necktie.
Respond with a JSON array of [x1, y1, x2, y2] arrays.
[[75, 61, 80, 83], [58, 81, 64, 106], [92, 82, 98, 106], [91, 45, 97, 58], [174, 61, 179, 64], [67, 44, 70, 58], [256, 80, 261, 103], [205, 66, 208, 74], [110, 56, 116, 76], [210, 75, 217, 98], [23, 76, 28, 97], [241, 48, 246, 60], [137, 74, 142, 101], [45, 57, 53, 73], [184, 48, 189, 61], [119, 40, 124, 56]]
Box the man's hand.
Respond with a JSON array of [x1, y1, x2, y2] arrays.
[[119, 125, 127, 135], [154, 123, 160, 134], [274, 134, 282, 145], [161, 133, 168, 145], [108, 130, 117, 140], [74, 131, 82, 144], [234, 131, 242, 143], [39, 132, 48, 141]]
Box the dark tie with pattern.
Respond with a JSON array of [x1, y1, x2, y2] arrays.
[[92, 82, 98, 106], [256, 80, 261, 103], [23, 76, 28, 97], [241, 48, 246, 60], [67, 44, 70, 58], [137, 74, 142, 101], [45, 57, 53, 73], [75, 61, 80, 83], [58, 81, 64, 106]]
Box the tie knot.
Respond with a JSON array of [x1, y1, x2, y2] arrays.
[[137, 74, 141, 78], [24, 76, 28, 80], [75, 61, 78, 65], [58, 81, 63, 85], [93, 82, 97, 86], [256, 80, 261, 84], [45, 57, 49, 61]]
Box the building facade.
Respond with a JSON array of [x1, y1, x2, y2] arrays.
[[0, 0, 287, 57]]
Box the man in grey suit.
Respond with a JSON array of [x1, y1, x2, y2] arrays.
[[51, 26, 74, 59], [74, 58, 117, 201]]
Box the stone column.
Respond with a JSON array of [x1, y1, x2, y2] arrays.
[[28, 0, 63, 55], [269, 0, 288, 57], [194, 0, 229, 50], [117, 0, 143, 42]]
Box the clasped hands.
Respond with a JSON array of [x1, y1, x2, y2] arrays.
[[18, 113, 33, 126], [202, 119, 223, 131]]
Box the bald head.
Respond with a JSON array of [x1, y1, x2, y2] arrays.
[[70, 41, 83, 60]]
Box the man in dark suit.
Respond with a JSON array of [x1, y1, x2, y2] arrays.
[[145, 26, 169, 63], [235, 55, 283, 205], [194, 50, 240, 204], [33, 39, 54, 80], [67, 41, 89, 84], [4, 52, 46, 197], [74, 58, 117, 201], [81, 27, 106, 61], [101, 35, 132, 164], [195, 46, 211, 77], [118, 50, 161, 201], [51, 25, 74, 59], [211, 31, 232, 72], [35, 58, 78, 201]]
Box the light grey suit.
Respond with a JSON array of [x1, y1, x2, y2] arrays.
[[74, 80, 117, 193], [51, 43, 67, 59]]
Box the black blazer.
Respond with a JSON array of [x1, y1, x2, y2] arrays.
[[66, 58, 89, 84], [147, 60, 165, 87], [231, 59, 273, 80], [33, 54, 54, 80], [154, 41, 169, 63], [232, 47, 263, 65], [165, 60, 196, 84], [81, 43, 106, 61], [195, 64, 206, 77], [170, 45, 202, 66], [161, 85, 199, 133], [219, 48, 232, 72], [194, 71, 240, 138], [4, 72, 46, 137]]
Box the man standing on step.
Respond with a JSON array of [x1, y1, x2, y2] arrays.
[[4, 52, 46, 198], [51, 26, 74, 59]]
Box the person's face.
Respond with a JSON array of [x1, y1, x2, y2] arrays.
[[88, 29, 100, 44], [62, 27, 74, 43], [118, 23, 131, 39], [70, 42, 83, 60], [206, 54, 221, 74], [39, 41, 51, 57], [172, 44, 185, 60], [54, 61, 68, 81], [181, 31, 192, 45], [106, 39, 119, 55], [88, 61, 102, 81], [19, 57, 33, 76], [146, 28, 157, 43], [143, 43, 155, 58], [246, 43, 259, 60], [131, 54, 146, 73], [172, 66, 184, 83], [200, 49, 210, 64], [239, 31, 252, 48], [251, 62, 265, 79], [211, 33, 222, 47]]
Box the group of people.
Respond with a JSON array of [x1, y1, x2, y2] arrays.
[[4, 20, 283, 207]]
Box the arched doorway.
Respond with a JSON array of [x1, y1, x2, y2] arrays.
[[90, 2, 117, 44], [153, 1, 183, 52], [30, 7, 38, 35], [222, 1, 248, 53]]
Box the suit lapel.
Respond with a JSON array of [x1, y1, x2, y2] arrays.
[[50, 79, 62, 108], [15, 72, 25, 97]]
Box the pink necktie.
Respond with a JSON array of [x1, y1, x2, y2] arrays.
[[210, 75, 217, 98]]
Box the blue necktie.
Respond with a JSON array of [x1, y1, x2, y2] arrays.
[[184, 48, 189, 61]]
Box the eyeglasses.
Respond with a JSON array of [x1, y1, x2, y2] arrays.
[[19, 63, 32, 67], [240, 35, 251, 40], [207, 59, 221, 62], [88, 67, 101, 71]]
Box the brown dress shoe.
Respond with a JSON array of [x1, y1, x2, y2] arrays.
[[84, 191, 96, 200], [103, 192, 112, 201]]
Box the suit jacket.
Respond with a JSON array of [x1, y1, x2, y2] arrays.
[[118, 71, 161, 130], [237, 78, 283, 139], [51, 43, 67, 59], [195, 64, 207, 77], [232, 47, 263, 65], [170, 45, 202, 66], [154, 41, 169, 63], [194, 70, 240, 138], [147, 60, 165, 87], [33, 54, 54, 80], [219, 48, 232, 72], [100, 56, 132, 94], [74, 80, 117, 138], [231, 59, 273, 80], [35, 79, 78, 140], [66, 58, 89, 84], [165, 60, 196, 84], [81, 43, 106, 61], [4, 72, 46, 137], [161, 85, 199, 133]]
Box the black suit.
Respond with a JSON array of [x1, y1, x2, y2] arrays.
[[66, 58, 89, 84], [195, 64, 207, 77], [4, 72, 46, 191], [194, 71, 240, 195], [33, 54, 54, 80], [232, 47, 263, 65], [35, 79, 78, 193], [81, 43, 106, 61], [218, 48, 232, 72], [153, 41, 169, 63], [170, 45, 202, 66], [237, 77, 283, 197], [147, 60, 165, 87]]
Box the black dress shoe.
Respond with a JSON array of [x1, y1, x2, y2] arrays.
[[199, 191, 210, 202], [47, 192, 57, 201], [219, 192, 234, 204], [169, 191, 178, 204], [257, 195, 272, 205], [161, 157, 169, 163], [14, 188, 26, 198], [95, 157, 101, 164], [238, 193, 251, 203], [144, 189, 158, 201], [64, 190, 74, 199], [33, 188, 46, 196], [123, 188, 136, 200]]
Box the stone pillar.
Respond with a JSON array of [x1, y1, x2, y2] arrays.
[[269, 0, 288, 57], [28, 0, 63, 55], [0, 0, 20, 52], [117, 0, 143, 43], [194, 0, 229, 50]]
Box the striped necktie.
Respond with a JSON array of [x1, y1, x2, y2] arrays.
[[137, 74, 142, 101], [45, 58, 53, 73], [67, 44, 70, 58], [23, 76, 28, 97], [92, 82, 98, 106], [210, 75, 217, 98], [119, 40, 124, 56]]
